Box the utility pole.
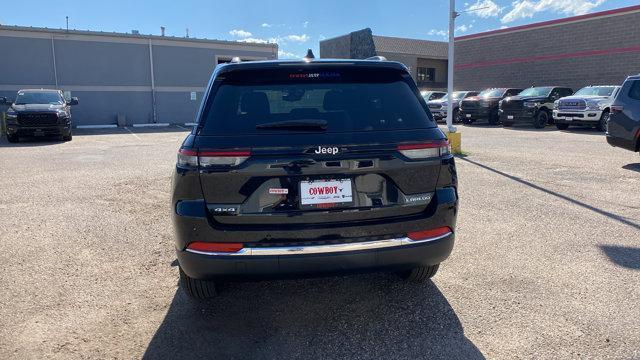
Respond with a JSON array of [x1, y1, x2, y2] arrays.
[[446, 0, 458, 133], [65, 16, 69, 31]]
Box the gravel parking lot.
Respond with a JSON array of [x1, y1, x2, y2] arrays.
[[0, 124, 638, 359]]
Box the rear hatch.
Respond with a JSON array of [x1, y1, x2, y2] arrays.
[[190, 64, 449, 227]]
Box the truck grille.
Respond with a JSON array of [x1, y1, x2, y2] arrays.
[[501, 100, 523, 111], [17, 113, 58, 126], [558, 99, 586, 111], [461, 100, 479, 110]]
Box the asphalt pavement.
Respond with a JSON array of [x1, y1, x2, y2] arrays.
[[0, 124, 638, 359]]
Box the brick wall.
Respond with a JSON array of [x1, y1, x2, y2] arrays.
[[454, 9, 640, 91]]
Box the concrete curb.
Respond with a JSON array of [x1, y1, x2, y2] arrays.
[[132, 123, 170, 128], [76, 124, 118, 129]]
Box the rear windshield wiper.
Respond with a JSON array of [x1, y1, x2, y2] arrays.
[[256, 119, 328, 131]]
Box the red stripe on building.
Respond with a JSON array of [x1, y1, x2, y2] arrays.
[[455, 45, 640, 70], [455, 4, 640, 41]]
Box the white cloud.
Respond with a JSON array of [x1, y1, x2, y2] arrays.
[[427, 29, 449, 39], [278, 50, 301, 59], [261, 23, 272, 28], [239, 38, 269, 44], [466, 0, 503, 18], [229, 29, 252, 38], [284, 34, 310, 43], [501, 0, 605, 23], [455, 24, 470, 33]]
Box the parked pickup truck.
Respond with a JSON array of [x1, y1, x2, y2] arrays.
[[427, 91, 478, 123], [499, 86, 574, 128], [553, 85, 621, 131], [459, 88, 523, 125]]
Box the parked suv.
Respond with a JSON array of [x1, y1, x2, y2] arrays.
[[171, 58, 458, 299], [460, 88, 523, 125], [500, 86, 573, 128], [421, 91, 446, 101], [2, 89, 78, 142], [607, 74, 640, 153], [427, 91, 478, 122], [553, 86, 621, 131]]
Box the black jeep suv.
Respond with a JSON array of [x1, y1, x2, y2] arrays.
[[607, 74, 640, 153], [500, 86, 573, 128], [460, 88, 523, 125], [171, 58, 458, 298], [2, 89, 78, 142]]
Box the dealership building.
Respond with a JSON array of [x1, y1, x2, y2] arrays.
[[0, 25, 277, 127], [320, 4, 640, 93], [320, 28, 448, 90]]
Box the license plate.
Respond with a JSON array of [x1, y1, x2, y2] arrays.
[[466, 114, 472, 118], [565, 117, 573, 121], [300, 179, 353, 205], [507, 115, 514, 120]]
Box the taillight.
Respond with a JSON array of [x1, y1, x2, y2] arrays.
[[187, 242, 244, 253], [407, 226, 452, 241], [177, 148, 251, 168], [398, 140, 451, 159], [610, 105, 623, 114]]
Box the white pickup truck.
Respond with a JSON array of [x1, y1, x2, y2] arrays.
[[553, 85, 621, 131]]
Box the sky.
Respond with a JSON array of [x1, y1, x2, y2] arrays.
[[0, 0, 636, 59]]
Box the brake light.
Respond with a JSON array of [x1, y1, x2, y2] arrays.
[[407, 226, 452, 241], [610, 105, 623, 114], [398, 140, 450, 159], [177, 148, 251, 167], [187, 242, 244, 253]]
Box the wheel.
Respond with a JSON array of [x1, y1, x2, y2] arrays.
[[534, 111, 549, 129], [462, 116, 472, 125], [7, 134, 19, 143], [62, 133, 72, 141], [399, 264, 440, 282], [597, 110, 610, 132], [502, 121, 514, 127], [179, 267, 217, 299], [488, 109, 499, 125], [556, 123, 569, 130]]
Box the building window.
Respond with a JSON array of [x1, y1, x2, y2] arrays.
[[417, 67, 436, 82]]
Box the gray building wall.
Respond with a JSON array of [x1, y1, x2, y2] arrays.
[[454, 6, 640, 91], [0, 26, 277, 126]]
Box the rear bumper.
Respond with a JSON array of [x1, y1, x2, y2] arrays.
[[499, 109, 535, 123], [177, 231, 455, 280], [606, 134, 638, 152]]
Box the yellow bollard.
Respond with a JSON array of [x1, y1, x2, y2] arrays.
[[444, 131, 462, 154]]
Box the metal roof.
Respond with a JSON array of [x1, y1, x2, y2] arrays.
[[372, 35, 448, 59]]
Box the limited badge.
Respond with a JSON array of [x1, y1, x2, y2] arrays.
[[269, 188, 288, 195]]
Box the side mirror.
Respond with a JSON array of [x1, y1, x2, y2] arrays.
[[68, 97, 79, 106]]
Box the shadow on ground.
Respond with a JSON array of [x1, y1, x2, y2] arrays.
[[460, 157, 640, 231], [143, 273, 483, 360], [622, 163, 640, 173], [600, 245, 640, 270]]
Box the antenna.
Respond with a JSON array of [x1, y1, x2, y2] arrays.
[[304, 49, 315, 60]]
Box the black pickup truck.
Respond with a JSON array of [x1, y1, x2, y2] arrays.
[[499, 86, 573, 128], [2, 89, 78, 142], [459, 88, 523, 125]]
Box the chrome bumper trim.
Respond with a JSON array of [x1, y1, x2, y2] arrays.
[[185, 231, 452, 256]]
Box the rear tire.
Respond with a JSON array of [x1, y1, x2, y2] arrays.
[[179, 267, 217, 299], [62, 133, 72, 142], [453, 108, 460, 123], [399, 264, 440, 282], [556, 123, 569, 130], [597, 110, 610, 132], [534, 111, 549, 129], [7, 134, 19, 143]]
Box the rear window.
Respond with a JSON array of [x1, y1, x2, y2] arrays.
[[200, 66, 435, 135], [628, 81, 640, 100]]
